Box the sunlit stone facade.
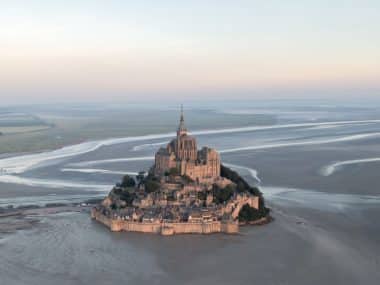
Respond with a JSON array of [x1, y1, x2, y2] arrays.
[[154, 107, 221, 183]]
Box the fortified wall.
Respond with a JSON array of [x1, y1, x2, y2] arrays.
[[91, 208, 239, 235]]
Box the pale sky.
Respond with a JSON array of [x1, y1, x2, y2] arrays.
[[0, 0, 379, 104]]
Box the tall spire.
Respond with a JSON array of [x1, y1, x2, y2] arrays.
[[177, 104, 187, 136], [180, 104, 184, 124]]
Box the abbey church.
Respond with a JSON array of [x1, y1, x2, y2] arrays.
[[93, 106, 266, 235], [154, 107, 221, 183]]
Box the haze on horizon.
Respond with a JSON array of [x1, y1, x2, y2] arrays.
[[0, 0, 379, 104]]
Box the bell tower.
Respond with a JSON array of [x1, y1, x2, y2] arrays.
[[177, 104, 187, 137], [175, 105, 197, 161]]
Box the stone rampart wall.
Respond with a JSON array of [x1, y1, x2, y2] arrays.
[[91, 209, 238, 235]]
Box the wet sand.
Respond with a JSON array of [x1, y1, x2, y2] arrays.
[[0, 202, 378, 285], [0, 104, 379, 284]]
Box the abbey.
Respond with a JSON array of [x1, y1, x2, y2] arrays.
[[154, 107, 221, 183], [92, 107, 270, 235]]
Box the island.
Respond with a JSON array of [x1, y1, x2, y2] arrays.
[[92, 107, 270, 235]]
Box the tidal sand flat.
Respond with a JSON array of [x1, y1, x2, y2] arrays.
[[0, 202, 378, 285], [2, 0, 380, 283], [0, 104, 379, 284]]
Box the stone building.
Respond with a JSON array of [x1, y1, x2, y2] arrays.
[[154, 107, 221, 183]]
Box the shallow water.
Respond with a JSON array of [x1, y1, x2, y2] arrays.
[[1, 207, 378, 285], [0, 104, 380, 284]]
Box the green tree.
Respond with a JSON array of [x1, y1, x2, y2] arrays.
[[136, 171, 145, 184], [168, 167, 179, 176], [237, 181, 246, 193], [145, 180, 160, 193], [119, 190, 136, 206], [121, 175, 136, 188], [238, 204, 261, 222], [220, 164, 262, 197], [213, 184, 235, 204]]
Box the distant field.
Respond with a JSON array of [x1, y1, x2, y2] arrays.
[[0, 107, 276, 155], [0, 125, 51, 134], [0, 113, 47, 126]]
